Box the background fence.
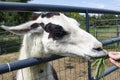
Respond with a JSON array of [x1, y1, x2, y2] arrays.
[[0, 2, 120, 80], [0, 31, 21, 54]]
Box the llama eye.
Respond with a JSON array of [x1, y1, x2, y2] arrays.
[[52, 30, 68, 38], [49, 31, 68, 40]]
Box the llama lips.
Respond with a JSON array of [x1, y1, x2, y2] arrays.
[[90, 51, 108, 60], [91, 55, 109, 60]]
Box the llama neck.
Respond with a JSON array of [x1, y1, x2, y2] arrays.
[[17, 33, 57, 80], [29, 63, 56, 80], [17, 63, 56, 80], [19, 33, 44, 59]]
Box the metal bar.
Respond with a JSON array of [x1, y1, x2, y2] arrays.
[[0, 55, 64, 74], [116, 19, 119, 46], [85, 11, 90, 32], [85, 11, 92, 80], [88, 60, 92, 80], [0, 2, 120, 14], [116, 19, 119, 38], [101, 37, 120, 46]]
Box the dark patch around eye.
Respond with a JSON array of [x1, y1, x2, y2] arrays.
[[43, 23, 53, 32], [44, 23, 68, 40], [40, 12, 60, 18]]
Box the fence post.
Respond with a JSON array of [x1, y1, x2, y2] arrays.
[[85, 11, 90, 33], [85, 11, 93, 80], [116, 17, 119, 46]]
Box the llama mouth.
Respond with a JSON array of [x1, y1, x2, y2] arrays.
[[85, 50, 108, 60], [91, 55, 109, 60], [90, 51, 108, 60]]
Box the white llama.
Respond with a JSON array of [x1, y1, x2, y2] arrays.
[[1, 12, 107, 80]]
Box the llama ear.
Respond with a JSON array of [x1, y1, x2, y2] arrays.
[[0, 25, 30, 35], [0, 21, 44, 35]]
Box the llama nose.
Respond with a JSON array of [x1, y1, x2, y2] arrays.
[[93, 42, 103, 51]]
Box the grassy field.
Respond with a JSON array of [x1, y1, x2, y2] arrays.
[[89, 26, 120, 40]]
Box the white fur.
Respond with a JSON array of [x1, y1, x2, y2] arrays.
[[17, 33, 55, 80], [0, 13, 107, 80]]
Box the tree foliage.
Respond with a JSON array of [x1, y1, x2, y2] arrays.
[[68, 13, 118, 28], [0, 0, 32, 32], [69, 12, 85, 21], [90, 14, 118, 26]]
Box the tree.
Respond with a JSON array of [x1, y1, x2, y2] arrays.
[[0, 0, 32, 31], [89, 15, 97, 26], [69, 12, 85, 21]]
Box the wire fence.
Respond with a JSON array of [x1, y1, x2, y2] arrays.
[[89, 19, 120, 41]]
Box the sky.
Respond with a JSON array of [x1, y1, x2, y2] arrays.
[[28, 0, 120, 11]]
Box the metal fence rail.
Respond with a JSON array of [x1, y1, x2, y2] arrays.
[[0, 2, 120, 14]]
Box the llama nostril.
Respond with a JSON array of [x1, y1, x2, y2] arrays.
[[93, 47, 103, 51]]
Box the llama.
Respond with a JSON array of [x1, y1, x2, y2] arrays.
[[1, 12, 107, 80]]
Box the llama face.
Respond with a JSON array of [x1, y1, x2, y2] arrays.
[[0, 12, 107, 59], [37, 13, 107, 58]]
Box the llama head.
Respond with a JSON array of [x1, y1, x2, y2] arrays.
[[0, 12, 107, 59]]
